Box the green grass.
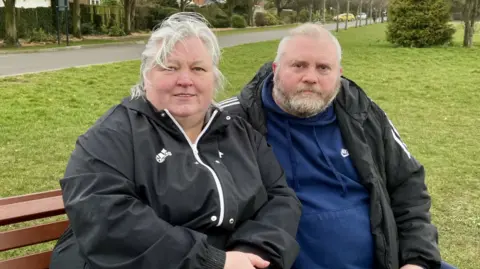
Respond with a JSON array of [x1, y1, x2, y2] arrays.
[[0, 24, 299, 53], [1, 23, 479, 268]]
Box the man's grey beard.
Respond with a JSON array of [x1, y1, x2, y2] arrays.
[[272, 76, 341, 118]]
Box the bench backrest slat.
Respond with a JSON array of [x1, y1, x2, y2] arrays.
[[0, 190, 62, 206], [0, 195, 65, 225], [0, 251, 52, 269], [0, 220, 69, 251]]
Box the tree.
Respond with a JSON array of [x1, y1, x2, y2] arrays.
[[274, 0, 294, 14], [73, 0, 81, 38], [386, 0, 455, 47], [463, 0, 479, 47], [123, 0, 137, 34], [178, 0, 190, 11], [2, 0, 19, 47]]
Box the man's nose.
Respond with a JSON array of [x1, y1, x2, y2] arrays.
[[302, 68, 318, 84]]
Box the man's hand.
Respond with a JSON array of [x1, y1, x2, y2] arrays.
[[224, 251, 270, 269], [400, 265, 424, 269]]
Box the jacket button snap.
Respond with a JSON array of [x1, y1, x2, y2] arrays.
[[211, 215, 217, 222], [226, 116, 231, 120], [229, 218, 234, 224]]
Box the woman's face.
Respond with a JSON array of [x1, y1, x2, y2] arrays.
[[146, 37, 215, 121]]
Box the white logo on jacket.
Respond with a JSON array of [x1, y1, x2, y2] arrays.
[[341, 148, 350, 158], [156, 149, 172, 163]]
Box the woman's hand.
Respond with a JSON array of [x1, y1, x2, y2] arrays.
[[224, 251, 270, 269]]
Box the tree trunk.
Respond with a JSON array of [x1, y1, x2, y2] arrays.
[[322, 0, 326, 23], [275, 0, 283, 16], [124, 0, 132, 34], [3, 0, 19, 47], [355, 2, 359, 27], [309, 0, 313, 21], [471, 0, 478, 29], [463, 0, 474, 47], [335, 0, 340, 32], [228, 0, 235, 17], [344, 0, 349, 30], [359, 0, 362, 26], [72, 0, 81, 38]]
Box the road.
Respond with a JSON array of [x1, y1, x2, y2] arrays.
[[0, 21, 373, 77]]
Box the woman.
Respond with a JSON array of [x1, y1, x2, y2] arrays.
[[50, 12, 301, 269]]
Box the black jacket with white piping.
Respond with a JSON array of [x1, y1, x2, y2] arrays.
[[52, 96, 301, 269]]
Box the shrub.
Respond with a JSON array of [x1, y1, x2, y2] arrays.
[[264, 12, 279, 25], [108, 25, 126, 36], [297, 9, 309, 23], [81, 22, 95, 35], [255, 12, 266, 26], [231, 14, 247, 28], [28, 28, 55, 43], [386, 0, 455, 47]]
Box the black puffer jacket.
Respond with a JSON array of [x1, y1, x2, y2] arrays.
[[50, 96, 301, 269], [220, 62, 442, 269]]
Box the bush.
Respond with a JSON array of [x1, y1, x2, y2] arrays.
[[231, 14, 247, 28], [297, 9, 309, 23], [81, 22, 95, 35], [264, 12, 279, 25], [108, 25, 126, 36], [386, 0, 455, 47], [255, 12, 266, 26], [28, 28, 55, 43], [210, 16, 231, 28]]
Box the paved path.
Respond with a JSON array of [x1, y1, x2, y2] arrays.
[[0, 21, 373, 77]]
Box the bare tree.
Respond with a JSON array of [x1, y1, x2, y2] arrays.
[[463, 0, 479, 47], [2, 0, 18, 47], [123, 0, 137, 34], [344, 0, 350, 29], [72, 0, 81, 38], [335, 0, 340, 31]]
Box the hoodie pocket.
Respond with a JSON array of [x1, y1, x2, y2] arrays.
[[295, 204, 374, 269]]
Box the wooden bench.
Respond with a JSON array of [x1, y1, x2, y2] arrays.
[[0, 189, 68, 269]]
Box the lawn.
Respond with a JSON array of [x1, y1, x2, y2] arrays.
[[1, 23, 479, 268]]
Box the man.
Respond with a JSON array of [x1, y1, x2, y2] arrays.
[[219, 23, 456, 269]]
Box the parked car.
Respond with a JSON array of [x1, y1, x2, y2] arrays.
[[333, 13, 355, 22], [356, 12, 367, 19]]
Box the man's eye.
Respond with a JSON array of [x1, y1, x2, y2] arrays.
[[193, 67, 206, 72]]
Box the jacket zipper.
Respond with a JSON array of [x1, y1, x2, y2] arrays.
[[164, 109, 225, 227]]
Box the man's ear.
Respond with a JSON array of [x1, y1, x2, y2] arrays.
[[272, 62, 278, 73], [340, 67, 343, 76]]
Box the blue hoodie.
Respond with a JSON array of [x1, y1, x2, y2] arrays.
[[262, 74, 374, 269]]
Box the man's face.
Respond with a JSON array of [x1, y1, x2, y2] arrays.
[[272, 35, 343, 118]]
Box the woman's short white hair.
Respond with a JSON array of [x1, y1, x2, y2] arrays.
[[131, 12, 225, 98], [274, 23, 342, 65]]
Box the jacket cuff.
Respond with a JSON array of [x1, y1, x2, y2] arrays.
[[203, 245, 226, 269], [233, 244, 276, 268], [404, 258, 439, 269]]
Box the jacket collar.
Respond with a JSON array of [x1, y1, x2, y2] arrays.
[[120, 95, 231, 138]]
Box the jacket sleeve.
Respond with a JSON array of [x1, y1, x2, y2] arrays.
[[60, 126, 225, 269], [227, 130, 302, 269], [381, 111, 442, 269]]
